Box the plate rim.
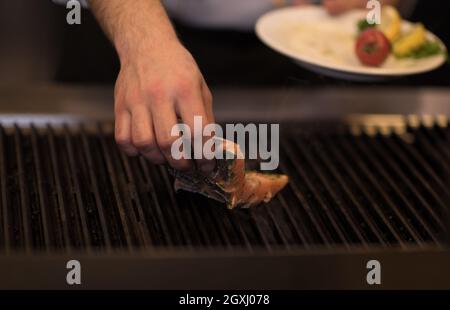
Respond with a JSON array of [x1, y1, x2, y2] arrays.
[[255, 6, 447, 77]]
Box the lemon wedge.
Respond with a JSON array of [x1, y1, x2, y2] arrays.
[[393, 23, 427, 57], [378, 5, 401, 43]]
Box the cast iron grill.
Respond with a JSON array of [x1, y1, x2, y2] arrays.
[[0, 119, 448, 253]]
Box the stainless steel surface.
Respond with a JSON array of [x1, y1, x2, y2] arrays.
[[0, 84, 449, 122], [1, 247, 449, 290], [1, 121, 446, 252], [0, 84, 448, 290]]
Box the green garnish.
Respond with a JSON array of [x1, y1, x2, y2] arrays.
[[396, 40, 444, 59], [357, 19, 376, 33]]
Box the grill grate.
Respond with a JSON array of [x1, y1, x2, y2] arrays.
[[0, 120, 448, 253]]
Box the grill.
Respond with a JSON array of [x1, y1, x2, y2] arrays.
[[0, 118, 448, 253], [0, 116, 449, 290]]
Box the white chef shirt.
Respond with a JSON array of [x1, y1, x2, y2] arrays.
[[162, 0, 275, 31], [54, 0, 277, 31], [54, 1, 417, 31]]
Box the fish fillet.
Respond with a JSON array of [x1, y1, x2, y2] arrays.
[[169, 138, 289, 209]]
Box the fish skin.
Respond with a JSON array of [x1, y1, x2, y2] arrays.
[[169, 139, 289, 209]]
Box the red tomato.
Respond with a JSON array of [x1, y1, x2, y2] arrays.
[[355, 29, 391, 67]]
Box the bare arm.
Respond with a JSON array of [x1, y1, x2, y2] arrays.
[[88, 0, 214, 172], [89, 0, 177, 60]]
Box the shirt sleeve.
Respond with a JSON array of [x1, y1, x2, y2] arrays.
[[163, 0, 274, 31]]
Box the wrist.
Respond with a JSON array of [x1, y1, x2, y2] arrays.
[[115, 29, 179, 66], [90, 0, 179, 65]]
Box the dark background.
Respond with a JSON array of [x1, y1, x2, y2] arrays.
[[6, 1, 450, 88]]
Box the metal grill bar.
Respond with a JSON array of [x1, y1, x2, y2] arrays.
[[97, 126, 133, 249], [248, 208, 273, 251], [371, 134, 445, 241], [0, 120, 447, 252], [14, 126, 32, 252], [186, 194, 215, 247], [199, 197, 229, 247], [227, 211, 253, 250], [423, 125, 450, 160], [0, 126, 9, 252], [79, 126, 112, 250], [388, 135, 449, 207], [158, 166, 193, 247], [202, 201, 232, 248], [30, 126, 52, 251], [146, 165, 184, 246], [282, 137, 351, 246], [63, 126, 92, 251], [338, 137, 423, 244], [321, 135, 406, 246], [278, 160, 333, 247], [137, 156, 173, 246], [276, 193, 311, 247], [119, 152, 154, 247], [309, 138, 387, 245], [352, 135, 437, 242], [373, 134, 445, 228], [291, 134, 368, 246], [47, 126, 73, 250], [413, 125, 450, 174]]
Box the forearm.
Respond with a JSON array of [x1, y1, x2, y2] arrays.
[[88, 0, 178, 63], [87, 0, 213, 171]]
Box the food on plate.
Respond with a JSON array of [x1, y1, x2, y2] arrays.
[[355, 6, 445, 66], [355, 29, 391, 66], [169, 138, 289, 209], [357, 19, 375, 33], [392, 23, 426, 57], [405, 41, 444, 59], [378, 5, 401, 43]]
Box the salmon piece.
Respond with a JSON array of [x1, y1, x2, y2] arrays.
[[169, 138, 288, 209]]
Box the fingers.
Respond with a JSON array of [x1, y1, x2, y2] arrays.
[[201, 80, 215, 124], [200, 81, 217, 173], [177, 79, 215, 174], [130, 104, 166, 164], [151, 98, 193, 171], [115, 110, 139, 156], [115, 84, 214, 171], [114, 68, 216, 172]]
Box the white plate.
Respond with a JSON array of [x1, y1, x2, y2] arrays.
[[255, 6, 447, 81]]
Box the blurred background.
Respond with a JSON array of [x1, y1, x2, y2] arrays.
[[0, 1, 449, 291], [1, 0, 449, 88]]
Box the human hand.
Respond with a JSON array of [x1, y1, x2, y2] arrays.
[[114, 38, 214, 172], [89, 0, 215, 173]]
